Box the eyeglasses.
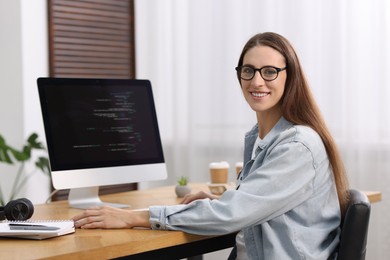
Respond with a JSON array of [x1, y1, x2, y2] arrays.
[[235, 66, 287, 81]]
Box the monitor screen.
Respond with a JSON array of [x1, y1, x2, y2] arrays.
[[37, 78, 167, 208]]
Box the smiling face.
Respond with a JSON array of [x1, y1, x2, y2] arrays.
[[240, 45, 287, 119]]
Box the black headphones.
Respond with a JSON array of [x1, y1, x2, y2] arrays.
[[0, 198, 34, 221]]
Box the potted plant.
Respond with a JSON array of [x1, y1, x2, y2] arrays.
[[0, 133, 50, 206], [175, 176, 191, 197]]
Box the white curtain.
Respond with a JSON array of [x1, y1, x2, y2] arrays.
[[135, 0, 390, 259]]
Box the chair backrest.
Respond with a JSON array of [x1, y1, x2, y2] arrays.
[[337, 189, 371, 260]]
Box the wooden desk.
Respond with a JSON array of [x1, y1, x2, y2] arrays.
[[364, 190, 382, 203], [0, 184, 236, 260], [0, 183, 381, 259]]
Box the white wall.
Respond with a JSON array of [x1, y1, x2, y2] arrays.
[[0, 0, 49, 203], [0, 1, 23, 152]]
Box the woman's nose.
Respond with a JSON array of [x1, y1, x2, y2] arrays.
[[250, 71, 265, 86]]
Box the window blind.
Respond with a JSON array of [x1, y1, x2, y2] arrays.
[[49, 0, 135, 78]]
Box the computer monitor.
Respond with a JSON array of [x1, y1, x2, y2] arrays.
[[37, 78, 167, 209]]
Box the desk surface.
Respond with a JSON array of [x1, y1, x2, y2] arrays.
[[364, 190, 382, 203], [0, 183, 381, 260], [0, 184, 236, 260]]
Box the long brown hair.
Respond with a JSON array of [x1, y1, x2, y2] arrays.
[[237, 32, 349, 215]]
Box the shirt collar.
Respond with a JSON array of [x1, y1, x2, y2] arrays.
[[246, 117, 293, 150]]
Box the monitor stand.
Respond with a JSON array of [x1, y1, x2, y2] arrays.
[[68, 187, 130, 209]]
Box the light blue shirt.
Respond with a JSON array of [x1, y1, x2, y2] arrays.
[[149, 117, 341, 259]]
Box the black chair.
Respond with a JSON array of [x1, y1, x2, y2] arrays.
[[337, 189, 371, 260]]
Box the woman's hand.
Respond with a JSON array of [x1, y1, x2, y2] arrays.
[[72, 206, 150, 229], [180, 191, 220, 204]]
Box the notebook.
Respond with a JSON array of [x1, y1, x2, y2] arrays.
[[0, 220, 75, 240]]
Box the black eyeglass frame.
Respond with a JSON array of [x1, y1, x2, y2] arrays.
[[235, 66, 287, 81]]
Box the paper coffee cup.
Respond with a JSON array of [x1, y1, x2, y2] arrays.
[[209, 161, 229, 183]]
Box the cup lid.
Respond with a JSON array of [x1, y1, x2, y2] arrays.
[[209, 161, 230, 169], [235, 162, 243, 167]]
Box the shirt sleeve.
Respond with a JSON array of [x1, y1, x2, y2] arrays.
[[149, 141, 321, 235]]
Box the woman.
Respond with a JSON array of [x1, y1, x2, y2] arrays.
[[73, 32, 349, 259]]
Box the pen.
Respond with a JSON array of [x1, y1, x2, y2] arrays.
[[9, 223, 60, 231]]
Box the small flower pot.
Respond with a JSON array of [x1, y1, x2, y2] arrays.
[[175, 185, 191, 197]]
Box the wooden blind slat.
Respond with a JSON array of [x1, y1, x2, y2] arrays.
[[53, 0, 130, 8], [53, 5, 129, 20], [55, 62, 130, 70], [53, 49, 130, 58], [53, 24, 130, 37], [54, 37, 130, 48], [55, 56, 129, 64], [56, 68, 130, 76], [53, 11, 129, 25], [52, 0, 129, 12], [53, 17, 129, 30]]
